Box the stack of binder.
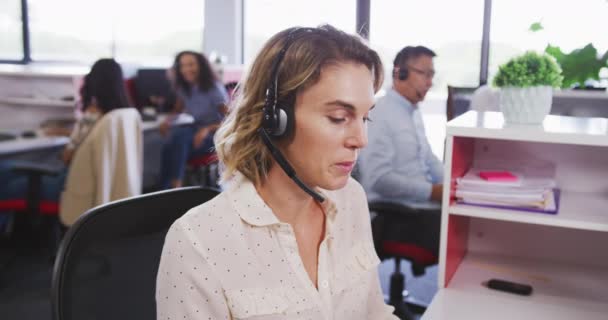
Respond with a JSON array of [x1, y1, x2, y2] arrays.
[[455, 168, 559, 214]]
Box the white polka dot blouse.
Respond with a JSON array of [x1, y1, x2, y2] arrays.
[[156, 173, 398, 320]]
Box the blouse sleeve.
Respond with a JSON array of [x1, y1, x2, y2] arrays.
[[156, 219, 231, 319]]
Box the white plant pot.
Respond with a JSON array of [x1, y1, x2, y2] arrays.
[[499, 86, 553, 124]]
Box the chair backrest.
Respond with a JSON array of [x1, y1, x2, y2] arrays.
[[446, 85, 478, 121], [51, 186, 220, 320]]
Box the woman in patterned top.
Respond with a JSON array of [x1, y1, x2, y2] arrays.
[[156, 25, 398, 320]]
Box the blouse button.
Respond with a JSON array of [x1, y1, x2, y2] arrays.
[[320, 280, 329, 289]]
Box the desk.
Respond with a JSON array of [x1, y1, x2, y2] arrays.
[[552, 90, 608, 118], [464, 89, 608, 120], [141, 113, 194, 131], [0, 113, 193, 156], [0, 136, 70, 157], [0, 113, 194, 189]]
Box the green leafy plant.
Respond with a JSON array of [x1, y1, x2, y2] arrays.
[[493, 51, 563, 88], [545, 43, 608, 88], [528, 21, 544, 32]]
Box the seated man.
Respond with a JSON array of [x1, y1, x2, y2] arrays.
[[359, 46, 443, 209]]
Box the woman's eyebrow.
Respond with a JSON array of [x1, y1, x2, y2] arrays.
[[324, 100, 355, 111], [324, 100, 376, 113]]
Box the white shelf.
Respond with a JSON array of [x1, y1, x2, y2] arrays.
[[424, 253, 608, 320], [0, 97, 75, 108], [447, 111, 608, 147], [449, 190, 608, 232]]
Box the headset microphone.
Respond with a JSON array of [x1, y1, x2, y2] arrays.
[[414, 86, 423, 100], [259, 128, 325, 202]]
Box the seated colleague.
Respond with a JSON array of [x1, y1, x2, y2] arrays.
[[359, 46, 444, 208], [0, 59, 132, 214], [470, 84, 499, 112], [159, 51, 229, 189], [156, 25, 398, 319]]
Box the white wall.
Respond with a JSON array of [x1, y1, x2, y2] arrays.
[[203, 0, 243, 65]]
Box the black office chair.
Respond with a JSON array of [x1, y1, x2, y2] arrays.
[[446, 85, 478, 121], [369, 201, 441, 320], [51, 186, 220, 320]]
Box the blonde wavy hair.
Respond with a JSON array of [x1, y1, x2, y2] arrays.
[[215, 25, 384, 186]]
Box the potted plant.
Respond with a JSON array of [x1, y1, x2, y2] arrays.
[[545, 43, 608, 89], [493, 51, 563, 124]]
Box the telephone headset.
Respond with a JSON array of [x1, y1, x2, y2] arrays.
[[395, 50, 409, 81], [258, 27, 326, 203], [393, 46, 423, 99], [394, 47, 411, 81]]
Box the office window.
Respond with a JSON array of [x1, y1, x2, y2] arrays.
[[490, 0, 608, 86], [28, 0, 113, 62], [28, 0, 204, 65], [244, 0, 356, 64], [370, 0, 484, 95], [0, 0, 23, 60], [113, 0, 205, 65]]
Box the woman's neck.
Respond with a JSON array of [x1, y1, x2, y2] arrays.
[[256, 165, 320, 227]]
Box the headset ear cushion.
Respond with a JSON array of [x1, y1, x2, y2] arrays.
[[273, 107, 288, 137]]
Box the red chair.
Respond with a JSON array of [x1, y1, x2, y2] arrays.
[[184, 153, 219, 188], [0, 163, 63, 249], [124, 77, 138, 108], [0, 199, 58, 216], [369, 201, 441, 320]]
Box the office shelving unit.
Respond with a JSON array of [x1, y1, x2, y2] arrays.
[[423, 111, 608, 320], [0, 64, 85, 131]]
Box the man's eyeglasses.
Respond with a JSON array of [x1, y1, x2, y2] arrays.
[[408, 65, 435, 79]]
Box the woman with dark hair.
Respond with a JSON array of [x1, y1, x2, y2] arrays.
[[0, 58, 131, 218], [63, 58, 131, 163], [158, 51, 228, 189], [80, 58, 131, 114]]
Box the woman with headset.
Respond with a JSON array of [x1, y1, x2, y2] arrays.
[[156, 25, 398, 319]]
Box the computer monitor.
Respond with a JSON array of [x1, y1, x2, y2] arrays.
[[134, 69, 175, 111]]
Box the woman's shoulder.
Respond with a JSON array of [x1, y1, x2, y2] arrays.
[[169, 191, 236, 235]]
